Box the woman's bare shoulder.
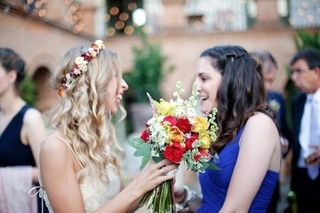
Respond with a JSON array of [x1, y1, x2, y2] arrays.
[[242, 112, 279, 145], [40, 134, 70, 161]]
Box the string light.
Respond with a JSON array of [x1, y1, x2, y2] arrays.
[[128, 3, 137, 11], [119, 12, 129, 21], [110, 7, 119, 16], [115, 20, 125, 30], [104, 14, 110, 22], [107, 27, 116, 36], [124, 26, 134, 35]]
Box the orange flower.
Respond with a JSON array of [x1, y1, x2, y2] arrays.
[[168, 126, 184, 143]]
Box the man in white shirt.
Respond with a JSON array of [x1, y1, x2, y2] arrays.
[[290, 48, 320, 213]]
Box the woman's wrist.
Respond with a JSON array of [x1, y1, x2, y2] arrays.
[[178, 185, 197, 210]]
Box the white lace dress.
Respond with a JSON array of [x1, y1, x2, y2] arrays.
[[36, 135, 121, 213]]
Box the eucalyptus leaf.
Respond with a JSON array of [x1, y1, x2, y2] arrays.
[[140, 152, 151, 169], [128, 137, 145, 149], [134, 142, 151, 157], [152, 155, 164, 163]]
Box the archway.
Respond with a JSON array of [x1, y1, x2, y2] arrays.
[[32, 67, 58, 113]]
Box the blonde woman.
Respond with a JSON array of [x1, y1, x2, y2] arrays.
[[39, 40, 177, 213]]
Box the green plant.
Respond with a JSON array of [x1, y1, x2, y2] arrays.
[[293, 30, 320, 50], [123, 35, 174, 104], [20, 76, 37, 106]]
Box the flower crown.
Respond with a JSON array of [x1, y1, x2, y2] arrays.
[[58, 40, 105, 96]]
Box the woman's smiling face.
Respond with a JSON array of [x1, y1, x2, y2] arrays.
[[195, 57, 222, 114]]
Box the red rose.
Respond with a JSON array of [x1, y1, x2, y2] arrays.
[[199, 148, 209, 158], [185, 133, 198, 150], [194, 153, 202, 161], [163, 116, 177, 126], [140, 129, 150, 142], [176, 118, 192, 133], [163, 142, 186, 163]]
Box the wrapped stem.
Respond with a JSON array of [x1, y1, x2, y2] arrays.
[[139, 179, 175, 213]]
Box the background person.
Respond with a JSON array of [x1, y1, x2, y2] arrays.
[[289, 48, 320, 213], [0, 47, 46, 213]]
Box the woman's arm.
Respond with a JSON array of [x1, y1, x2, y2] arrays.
[[40, 137, 86, 213], [219, 113, 281, 213], [22, 108, 46, 182], [40, 137, 177, 213], [95, 160, 177, 213]]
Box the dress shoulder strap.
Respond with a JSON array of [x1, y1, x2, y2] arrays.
[[44, 134, 84, 169]]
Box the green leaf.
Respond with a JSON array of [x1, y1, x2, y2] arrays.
[[152, 155, 164, 163], [128, 137, 145, 149], [140, 152, 151, 169], [134, 142, 151, 157], [208, 163, 220, 170]]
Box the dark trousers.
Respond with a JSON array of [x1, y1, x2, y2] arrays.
[[293, 168, 320, 213]]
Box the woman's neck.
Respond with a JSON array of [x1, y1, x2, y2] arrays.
[[0, 92, 25, 116]]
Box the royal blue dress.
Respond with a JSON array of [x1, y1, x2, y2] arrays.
[[198, 127, 279, 213]]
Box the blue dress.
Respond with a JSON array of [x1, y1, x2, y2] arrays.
[[198, 127, 279, 213]]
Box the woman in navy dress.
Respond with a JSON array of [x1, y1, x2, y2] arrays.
[[0, 48, 46, 212], [175, 45, 281, 213]]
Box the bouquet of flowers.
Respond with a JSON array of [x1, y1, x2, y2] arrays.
[[129, 81, 219, 213]]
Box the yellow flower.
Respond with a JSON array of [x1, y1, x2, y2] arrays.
[[156, 100, 174, 116], [191, 116, 209, 133], [198, 133, 211, 149], [168, 126, 184, 143]]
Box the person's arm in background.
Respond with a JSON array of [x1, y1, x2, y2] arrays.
[[277, 93, 293, 157], [22, 108, 46, 183]]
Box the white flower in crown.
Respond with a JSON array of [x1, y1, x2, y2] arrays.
[[78, 63, 88, 72], [94, 40, 104, 49], [73, 68, 81, 75], [88, 48, 98, 57], [75, 56, 86, 65]]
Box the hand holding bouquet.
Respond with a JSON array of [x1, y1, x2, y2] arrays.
[[129, 82, 219, 213]]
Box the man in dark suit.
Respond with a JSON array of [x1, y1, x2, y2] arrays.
[[290, 48, 320, 213], [251, 51, 292, 213]]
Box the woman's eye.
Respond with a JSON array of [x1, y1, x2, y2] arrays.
[[201, 76, 207, 81]]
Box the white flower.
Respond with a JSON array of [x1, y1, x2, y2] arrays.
[[75, 56, 85, 65], [78, 63, 88, 72], [74, 69, 81, 75], [88, 48, 97, 57], [94, 40, 104, 49], [269, 100, 280, 113]]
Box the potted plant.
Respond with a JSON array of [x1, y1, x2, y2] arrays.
[[123, 35, 174, 133]]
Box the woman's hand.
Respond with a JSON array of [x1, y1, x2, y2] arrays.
[[131, 159, 178, 196]]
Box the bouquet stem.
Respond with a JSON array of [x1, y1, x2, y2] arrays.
[[139, 179, 175, 213]]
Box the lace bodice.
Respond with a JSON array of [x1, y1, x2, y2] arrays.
[[39, 165, 121, 213]]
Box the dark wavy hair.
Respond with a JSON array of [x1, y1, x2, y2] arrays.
[[0, 48, 26, 90], [200, 45, 272, 152]]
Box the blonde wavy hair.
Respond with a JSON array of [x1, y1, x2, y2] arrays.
[[48, 45, 124, 183]]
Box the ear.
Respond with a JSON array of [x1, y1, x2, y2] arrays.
[[8, 70, 17, 84]]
